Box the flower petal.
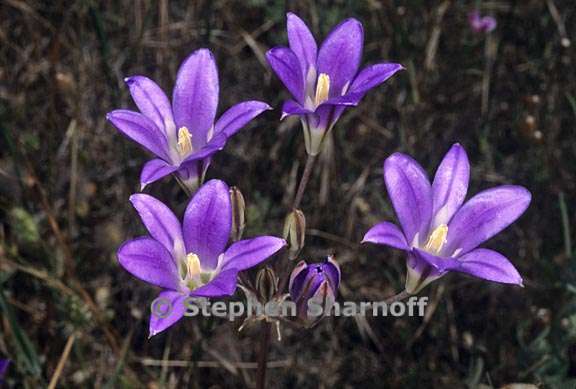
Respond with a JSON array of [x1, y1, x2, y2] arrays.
[[181, 133, 227, 165], [281, 99, 312, 118], [350, 63, 404, 95], [405, 251, 446, 294], [214, 101, 271, 138], [287, 12, 318, 76], [362, 221, 409, 250], [323, 256, 341, 291], [320, 91, 364, 107], [456, 248, 523, 285], [140, 159, 178, 190], [413, 248, 460, 272], [149, 290, 188, 337], [118, 237, 180, 290], [384, 153, 433, 244], [317, 18, 364, 97], [288, 260, 308, 293], [172, 49, 219, 150], [266, 47, 305, 103], [431, 143, 470, 226], [190, 268, 239, 297], [182, 179, 231, 270], [221, 236, 286, 272], [129, 194, 184, 258], [107, 110, 170, 160], [445, 185, 531, 254], [124, 76, 176, 140]]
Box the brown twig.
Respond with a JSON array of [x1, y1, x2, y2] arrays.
[[47, 332, 77, 389]]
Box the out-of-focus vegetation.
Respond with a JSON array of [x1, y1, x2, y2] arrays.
[[0, 0, 575, 387]]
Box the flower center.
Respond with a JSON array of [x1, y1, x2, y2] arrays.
[[314, 73, 331, 107], [423, 224, 448, 255], [177, 126, 193, 156], [179, 253, 212, 290]]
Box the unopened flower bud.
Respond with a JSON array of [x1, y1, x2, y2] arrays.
[[230, 186, 246, 241], [289, 256, 340, 326], [283, 209, 306, 259], [256, 266, 278, 302]]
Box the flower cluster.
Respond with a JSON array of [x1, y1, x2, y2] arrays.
[[109, 12, 529, 340]]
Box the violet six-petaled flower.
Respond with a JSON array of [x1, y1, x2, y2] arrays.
[[363, 144, 531, 294], [266, 13, 404, 156], [107, 49, 271, 192], [117, 179, 286, 336]]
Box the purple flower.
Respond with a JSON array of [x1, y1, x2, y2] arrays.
[[107, 49, 271, 192], [469, 10, 497, 33], [0, 359, 9, 383], [289, 256, 340, 323], [117, 179, 286, 336], [362, 144, 531, 294], [266, 13, 403, 156]]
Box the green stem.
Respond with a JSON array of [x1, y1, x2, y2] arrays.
[[292, 154, 317, 209]]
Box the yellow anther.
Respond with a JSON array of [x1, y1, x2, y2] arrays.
[[424, 224, 448, 255], [314, 73, 331, 106], [185, 253, 202, 279], [177, 127, 193, 156]]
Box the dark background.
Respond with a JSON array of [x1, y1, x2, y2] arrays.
[[1, 0, 575, 387]]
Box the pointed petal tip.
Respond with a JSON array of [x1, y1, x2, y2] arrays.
[[286, 11, 297, 19]]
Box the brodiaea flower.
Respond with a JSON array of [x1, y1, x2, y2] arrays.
[[468, 10, 497, 33], [289, 256, 340, 324], [107, 49, 270, 192], [363, 144, 531, 294], [266, 13, 403, 156], [118, 179, 286, 336]]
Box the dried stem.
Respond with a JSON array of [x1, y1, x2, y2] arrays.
[[47, 332, 77, 389]]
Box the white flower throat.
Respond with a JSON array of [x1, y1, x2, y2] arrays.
[[423, 224, 448, 255], [177, 126, 193, 156], [179, 252, 213, 290], [314, 73, 331, 106]]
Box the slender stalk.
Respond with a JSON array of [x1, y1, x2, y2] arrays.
[[256, 153, 317, 387], [174, 175, 192, 197], [384, 290, 411, 305], [293, 154, 317, 209], [256, 322, 272, 389]]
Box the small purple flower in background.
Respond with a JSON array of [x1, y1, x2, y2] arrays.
[[289, 256, 340, 324], [117, 179, 286, 336], [469, 10, 497, 33], [108, 49, 270, 192], [0, 359, 9, 383], [363, 144, 531, 294], [266, 13, 403, 156]]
